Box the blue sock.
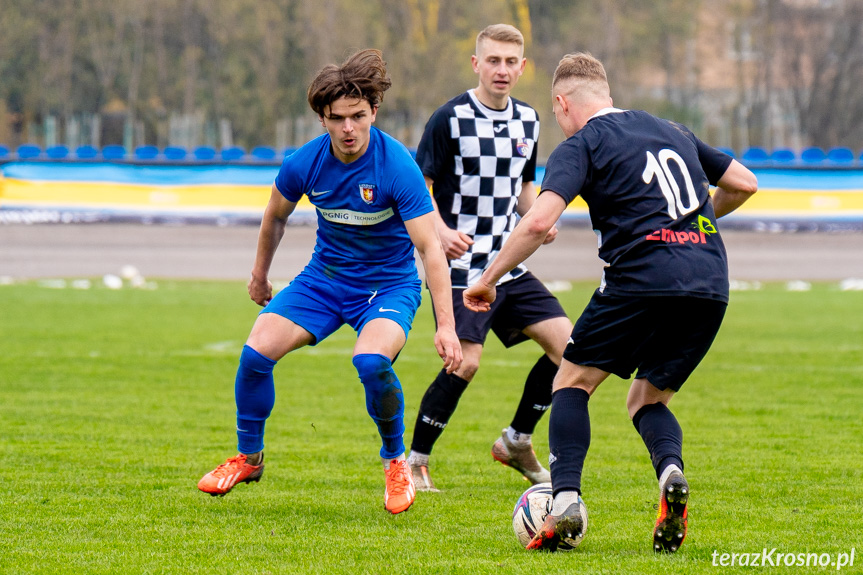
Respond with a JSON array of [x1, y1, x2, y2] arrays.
[[235, 345, 276, 454], [548, 387, 591, 496], [352, 353, 405, 459]]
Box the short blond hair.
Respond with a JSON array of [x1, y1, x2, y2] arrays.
[[476, 24, 524, 54], [552, 52, 609, 96]]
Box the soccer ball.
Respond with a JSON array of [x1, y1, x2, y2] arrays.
[[511, 483, 586, 550]]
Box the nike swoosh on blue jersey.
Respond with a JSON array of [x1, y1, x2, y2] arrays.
[[310, 189, 332, 196], [378, 307, 401, 313]]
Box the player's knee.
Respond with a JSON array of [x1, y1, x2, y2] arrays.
[[626, 378, 673, 419], [456, 357, 480, 381], [239, 345, 276, 375], [353, 353, 403, 421], [352, 353, 392, 381]]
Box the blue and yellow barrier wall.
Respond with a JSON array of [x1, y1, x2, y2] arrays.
[[1, 156, 862, 229]]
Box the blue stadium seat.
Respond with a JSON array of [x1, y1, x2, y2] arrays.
[[250, 146, 276, 161], [800, 147, 826, 164], [770, 148, 796, 164], [193, 146, 216, 160], [741, 147, 769, 164], [134, 145, 159, 160], [46, 145, 69, 159], [75, 145, 99, 159], [826, 147, 854, 164], [717, 147, 736, 158], [102, 145, 127, 160], [163, 146, 187, 160], [220, 146, 246, 161], [0, 145, 9, 159], [16, 144, 42, 159]]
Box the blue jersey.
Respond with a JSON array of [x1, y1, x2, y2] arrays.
[[275, 127, 433, 289], [542, 109, 733, 302]]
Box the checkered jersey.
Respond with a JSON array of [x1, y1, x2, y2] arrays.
[[416, 90, 539, 288]]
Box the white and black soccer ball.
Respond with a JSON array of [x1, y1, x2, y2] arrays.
[[511, 483, 586, 550]]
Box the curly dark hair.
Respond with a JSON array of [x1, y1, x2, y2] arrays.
[[307, 49, 392, 116]]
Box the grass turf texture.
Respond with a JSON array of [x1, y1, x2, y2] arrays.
[[1, 280, 861, 574]]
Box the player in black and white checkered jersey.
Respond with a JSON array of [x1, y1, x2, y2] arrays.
[[407, 24, 573, 492], [438, 92, 539, 288]]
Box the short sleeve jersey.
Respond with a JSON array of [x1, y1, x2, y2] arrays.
[[416, 90, 540, 288], [275, 127, 433, 289], [542, 109, 734, 302]]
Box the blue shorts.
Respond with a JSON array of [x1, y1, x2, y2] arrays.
[[262, 269, 422, 345], [563, 290, 727, 391]]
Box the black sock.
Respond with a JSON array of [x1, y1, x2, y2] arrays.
[[632, 402, 684, 480], [510, 354, 556, 434], [410, 369, 469, 454], [548, 387, 591, 496]]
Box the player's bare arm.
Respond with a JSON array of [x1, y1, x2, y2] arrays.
[[248, 184, 297, 306], [712, 159, 758, 218], [517, 180, 558, 244], [404, 211, 463, 373], [464, 191, 567, 312], [426, 175, 474, 259]]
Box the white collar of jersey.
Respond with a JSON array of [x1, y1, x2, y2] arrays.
[[589, 107, 625, 120], [467, 89, 513, 120]]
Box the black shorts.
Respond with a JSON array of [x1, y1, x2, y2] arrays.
[[563, 290, 727, 391], [445, 272, 568, 348]]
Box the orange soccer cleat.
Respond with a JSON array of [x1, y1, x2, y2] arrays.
[[653, 466, 689, 553], [197, 453, 265, 496], [526, 497, 587, 552], [384, 459, 416, 514]]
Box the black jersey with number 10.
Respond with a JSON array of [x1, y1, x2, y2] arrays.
[[541, 109, 734, 302]]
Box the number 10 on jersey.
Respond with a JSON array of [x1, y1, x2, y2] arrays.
[[642, 149, 699, 220]]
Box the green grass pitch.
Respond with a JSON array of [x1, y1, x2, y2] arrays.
[[1, 279, 861, 574]]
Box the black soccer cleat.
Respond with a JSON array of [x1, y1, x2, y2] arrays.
[[653, 468, 688, 553]]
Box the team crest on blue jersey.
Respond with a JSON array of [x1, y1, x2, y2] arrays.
[[359, 183, 375, 204], [516, 138, 529, 157]]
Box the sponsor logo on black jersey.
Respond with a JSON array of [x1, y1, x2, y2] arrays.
[[645, 215, 718, 244]]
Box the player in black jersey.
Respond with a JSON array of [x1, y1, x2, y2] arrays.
[[407, 24, 573, 492], [465, 52, 757, 552]]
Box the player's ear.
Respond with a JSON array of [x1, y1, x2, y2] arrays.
[[556, 94, 568, 115], [471, 54, 480, 73], [371, 106, 378, 122]]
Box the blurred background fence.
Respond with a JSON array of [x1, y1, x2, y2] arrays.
[[2, 0, 862, 229], [2, 0, 863, 163], [2, 145, 861, 230]]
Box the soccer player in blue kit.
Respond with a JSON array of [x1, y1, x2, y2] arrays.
[[197, 49, 462, 515], [465, 53, 757, 550]]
